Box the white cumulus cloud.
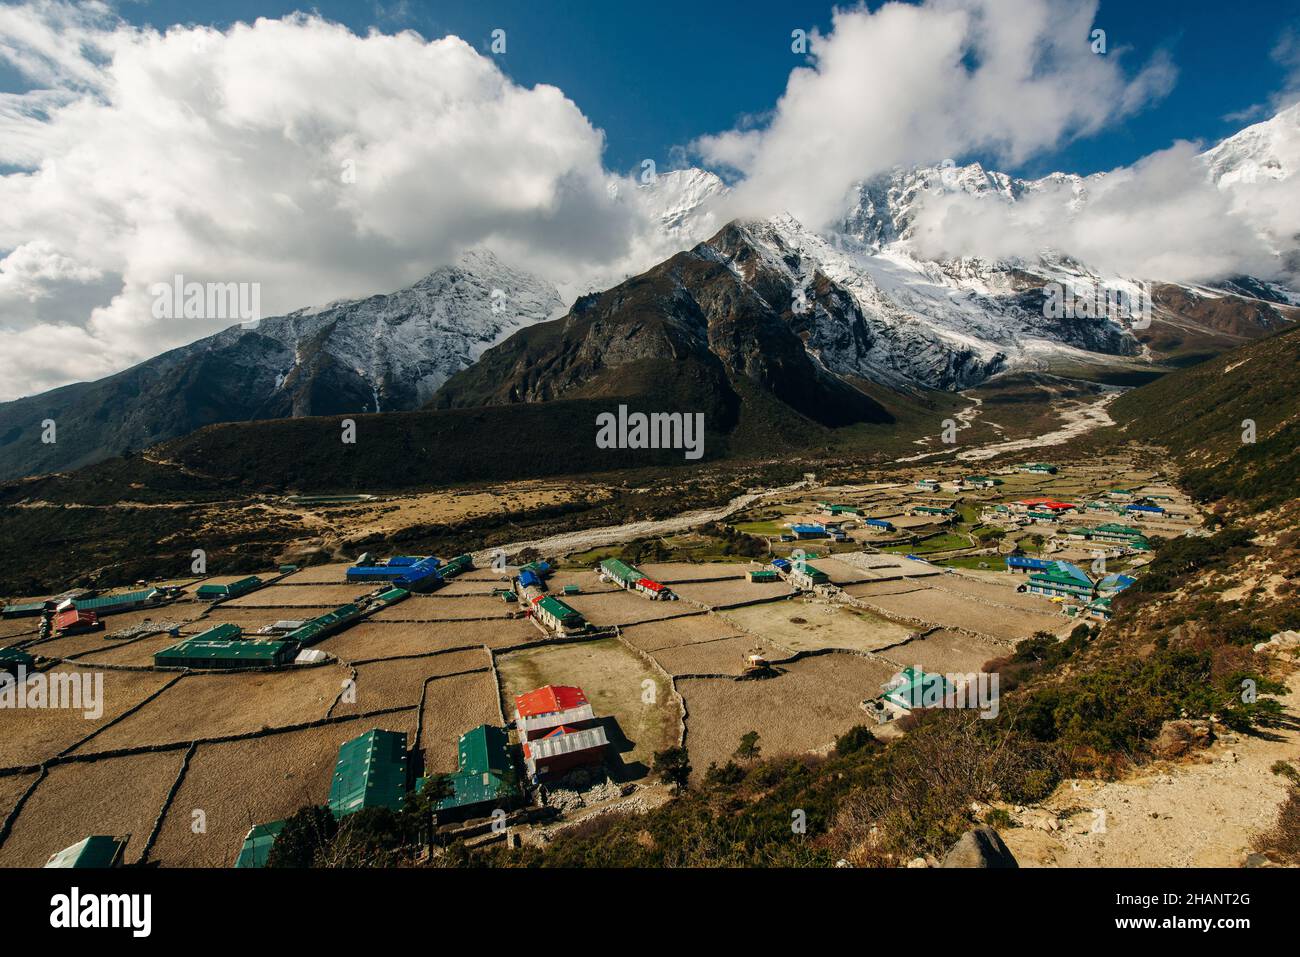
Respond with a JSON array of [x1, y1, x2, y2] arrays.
[[0, 5, 659, 399], [694, 0, 1177, 229]]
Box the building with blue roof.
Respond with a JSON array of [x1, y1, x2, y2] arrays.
[[1096, 573, 1137, 597]]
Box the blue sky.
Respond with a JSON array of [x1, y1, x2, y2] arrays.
[[20, 0, 1295, 179], [2, 0, 1298, 400]]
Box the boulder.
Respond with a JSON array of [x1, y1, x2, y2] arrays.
[[1150, 719, 1213, 759], [1254, 630, 1300, 654], [940, 826, 1019, 868]]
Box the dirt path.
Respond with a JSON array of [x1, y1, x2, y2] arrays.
[[1002, 671, 1300, 867], [469, 481, 809, 565]]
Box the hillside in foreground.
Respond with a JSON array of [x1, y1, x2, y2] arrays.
[[1110, 323, 1300, 512]]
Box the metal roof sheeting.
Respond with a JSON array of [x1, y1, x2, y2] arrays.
[[44, 835, 126, 869], [515, 684, 588, 717], [600, 558, 643, 585], [281, 603, 363, 647], [328, 729, 409, 817], [535, 596, 583, 624], [525, 725, 608, 762], [72, 589, 160, 612], [154, 638, 295, 669], [234, 820, 286, 868], [1, 600, 48, 618], [436, 725, 520, 813], [439, 554, 474, 579]]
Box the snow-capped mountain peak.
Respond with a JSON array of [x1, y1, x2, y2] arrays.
[[1204, 100, 1300, 187]]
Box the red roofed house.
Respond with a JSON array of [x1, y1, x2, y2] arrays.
[[514, 684, 609, 782], [635, 577, 669, 599], [54, 608, 102, 636], [1010, 497, 1076, 514]]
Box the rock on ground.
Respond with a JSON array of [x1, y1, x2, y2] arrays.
[[941, 826, 1019, 868]]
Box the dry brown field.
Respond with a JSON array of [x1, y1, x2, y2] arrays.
[[678, 654, 896, 780], [418, 671, 503, 774], [617, 615, 744, 653], [636, 562, 748, 583], [562, 591, 704, 627], [371, 595, 514, 621], [853, 586, 1065, 641], [0, 750, 184, 866], [670, 578, 793, 608], [68, 633, 184, 667], [73, 665, 350, 754], [649, 635, 782, 677], [0, 667, 177, 768], [878, 628, 1006, 674], [276, 563, 354, 584], [0, 770, 37, 825], [719, 601, 913, 654], [149, 715, 418, 867], [315, 621, 479, 661], [224, 584, 374, 607], [332, 649, 490, 716], [930, 574, 1063, 612]]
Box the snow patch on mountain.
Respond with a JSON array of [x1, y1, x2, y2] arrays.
[[210, 248, 564, 411]]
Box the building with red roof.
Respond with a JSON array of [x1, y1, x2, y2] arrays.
[[1011, 497, 1076, 513], [514, 684, 596, 740], [53, 608, 101, 636], [513, 684, 609, 782]]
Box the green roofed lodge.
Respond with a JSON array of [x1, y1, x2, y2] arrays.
[[234, 821, 286, 868], [599, 558, 643, 587], [44, 835, 127, 868], [196, 576, 263, 601], [329, 729, 410, 818], [153, 623, 297, 669], [436, 724, 521, 818]]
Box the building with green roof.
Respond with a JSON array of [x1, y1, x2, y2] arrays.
[[44, 835, 126, 868], [0, 646, 34, 675], [599, 558, 643, 587], [789, 561, 829, 589], [71, 588, 162, 614], [234, 820, 286, 868], [435, 724, 521, 819], [153, 623, 296, 669], [439, 554, 474, 580], [883, 667, 956, 713], [328, 729, 410, 818], [1091, 523, 1147, 543], [1, 600, 48, 619], [281, 603, 363, 647], [1026, 561, 1094, 600], [533, 595, 586, 634], [196, 576, 263, 601]]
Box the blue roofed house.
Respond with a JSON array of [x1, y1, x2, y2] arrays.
[[1096, 573, 1137, 598], [789, 524, 827, 539]]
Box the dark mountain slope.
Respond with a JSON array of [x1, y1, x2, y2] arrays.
[[1111, 323, 1300, 511], [435, 229, 897, 431], [0, 251, 563, 482]]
